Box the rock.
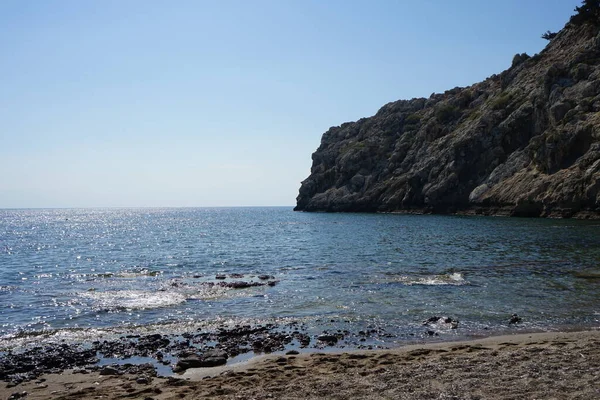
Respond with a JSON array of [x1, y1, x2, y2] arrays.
[[203, 349, 228, 360], [257, 274, 274, 280], [294, 18, 600, 219], [509, 314, 523, 325], [99, 366, 120, 376], [136, 376, 152, 384], [550, 101, 574, 122], [197, 356, 227, 368], [285, 350, 300, 355], [317, 335, 339, 345], [423, 316, 458, 329], [72, 367, 89, 374], [219, 281, 263, 289], [8, 392, 27, 400], [422, 316, 442, 325], [138, 334, 169, 350], [511, 52, 530, 67], [299, 335, 311, 347], [174, 352, 228, 372], [173, 356, 201, 372], [215, 274, 226, 280]]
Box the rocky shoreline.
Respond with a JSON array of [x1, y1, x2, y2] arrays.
[[1, 330, 598, 399], [0, 322, 394, 385], [298, 206, 600, 219], [0, 311, 528, 386]]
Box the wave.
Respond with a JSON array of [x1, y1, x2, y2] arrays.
[[573, 270, 600, 280], [79, 290, 186, 311], [389, 272, 468, 286], [78, 277, 271, 311]]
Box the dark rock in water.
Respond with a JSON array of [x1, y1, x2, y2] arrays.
[[423, 316, 442, 325], [215, 274, 226, 280], [286, 350, 300, 355], [257, 274, 274, 280], [229, 273, 244, 278], [423, 316, 459, 329], [219, 281, 263, 289], [294, 19, 600, 219], [299, 334, 311, 347], [509, 314, 523, 324], [317, 334, 339, 345], [138, 334, 170, 350], [217, 325, 268, 338], [252, 339, 264, 350]]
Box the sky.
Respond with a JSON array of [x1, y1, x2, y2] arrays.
[[0, 0, 582, 208]]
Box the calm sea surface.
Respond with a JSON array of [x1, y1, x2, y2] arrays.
[[1, 207, 599, 348]]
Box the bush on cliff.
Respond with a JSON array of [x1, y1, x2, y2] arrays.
[[435, 103, 460, 123], [571, 0, 600, 25]]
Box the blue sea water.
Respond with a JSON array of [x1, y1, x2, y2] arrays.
[[1, 207, 599, 349]]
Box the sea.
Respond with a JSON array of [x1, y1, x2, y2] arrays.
[[1, 207, 599, 351]]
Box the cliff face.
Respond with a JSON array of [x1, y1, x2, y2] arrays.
[[295, 21, 600, 218]]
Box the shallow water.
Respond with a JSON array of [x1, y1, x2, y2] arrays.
[[1, 207, 599, 348]]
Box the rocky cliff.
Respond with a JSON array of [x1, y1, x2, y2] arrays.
[[295, 18, 600, 218]]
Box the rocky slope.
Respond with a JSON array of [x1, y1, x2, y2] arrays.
[[295, 19, 600, 218]]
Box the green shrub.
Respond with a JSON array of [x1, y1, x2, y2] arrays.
[[466, 110, 481, 121], [490, 92, 513, 110], [435, 104, 460, 123], [404, 113, 421, 126]]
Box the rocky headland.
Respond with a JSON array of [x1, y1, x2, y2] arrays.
[[295, 15, 600, 218]]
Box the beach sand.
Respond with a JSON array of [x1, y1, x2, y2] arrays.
[[2, 330, 599, 399]]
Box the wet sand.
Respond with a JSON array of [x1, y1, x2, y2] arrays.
[[2, 330, 599, 400]]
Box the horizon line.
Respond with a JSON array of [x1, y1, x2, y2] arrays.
[[0, 205, 296, 210]]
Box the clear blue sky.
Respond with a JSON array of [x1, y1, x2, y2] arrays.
[[0, 0, 580, 208]]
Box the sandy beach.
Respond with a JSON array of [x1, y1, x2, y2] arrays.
[[2, 330, 599, 400]]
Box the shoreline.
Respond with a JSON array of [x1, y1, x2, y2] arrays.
[[295, 206, 600, 219], [2, 329, 599, 399]]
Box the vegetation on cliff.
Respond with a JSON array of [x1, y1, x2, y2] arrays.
[[295, 4, 600, 218]]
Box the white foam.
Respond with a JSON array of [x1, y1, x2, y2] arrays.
[[79, 290, 186, 310], [394, 272, 467, 286]]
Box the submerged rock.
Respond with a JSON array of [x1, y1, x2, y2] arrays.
[[422, 316, 459, 329], [509, 314, 523, 325], [317, 334, 342, 346]]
